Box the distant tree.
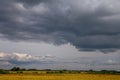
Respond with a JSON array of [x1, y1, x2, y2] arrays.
[[11, 67, 20, 71], [59, 71, 64, 74], [27, 69, 37, 71], [89, 69, 94, 72], [0, 69, 9, 74], [44, 69, 51, 71], [20, 68, 26, 71]]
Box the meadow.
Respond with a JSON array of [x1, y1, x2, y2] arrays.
[[0, 69, 120, 80], [0, 73, 120, 80]]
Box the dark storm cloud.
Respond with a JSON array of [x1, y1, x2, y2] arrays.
[[16, 0, 47, 6], [0, 0, 120, 52]]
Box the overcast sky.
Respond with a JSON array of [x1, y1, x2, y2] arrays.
[[0, 0, 120, 70]]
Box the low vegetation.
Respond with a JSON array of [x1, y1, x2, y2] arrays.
[[0, 67, 119, 75], [0, 67, 119, 80]]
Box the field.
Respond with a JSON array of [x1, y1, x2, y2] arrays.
[[0, 74, 120, 80]]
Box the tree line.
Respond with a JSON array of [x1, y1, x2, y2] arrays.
[[0, 67, 120, 74]]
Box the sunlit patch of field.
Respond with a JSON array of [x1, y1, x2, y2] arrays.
[[0, 74, 119, 80]]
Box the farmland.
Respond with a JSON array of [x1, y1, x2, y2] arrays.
[[0, 73, 120, 80], [0, 68, 120, 80]]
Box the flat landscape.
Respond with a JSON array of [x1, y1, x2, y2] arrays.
[[0, 74, 120, 80], [0, 0, 120, 80]]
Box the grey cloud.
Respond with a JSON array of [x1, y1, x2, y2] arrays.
[[0, 52, 36, 65], [16, 0, 48, 7], [0, 52, 55, 66], [0, 0, 120, 52], [0, 52, 119, 70]]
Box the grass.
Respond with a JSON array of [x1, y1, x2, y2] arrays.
[[0, 74, 120, 80]]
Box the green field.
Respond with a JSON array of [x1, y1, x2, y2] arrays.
[[0, 74, 120, 80]]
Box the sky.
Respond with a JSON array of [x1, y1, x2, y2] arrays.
[[0, 0, 120, 70]]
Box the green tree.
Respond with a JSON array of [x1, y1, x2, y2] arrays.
[[11, 67, 20, 71]]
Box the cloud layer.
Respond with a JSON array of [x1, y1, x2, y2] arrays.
[[0, 52, 55, 67], [0, 52, 119, 70], [0, 0, 120, 51]]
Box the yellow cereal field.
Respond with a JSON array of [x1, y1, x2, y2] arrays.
[[0, 74, 119, 80]]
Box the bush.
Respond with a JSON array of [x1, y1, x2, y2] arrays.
[[0, 69, 9, 74]]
